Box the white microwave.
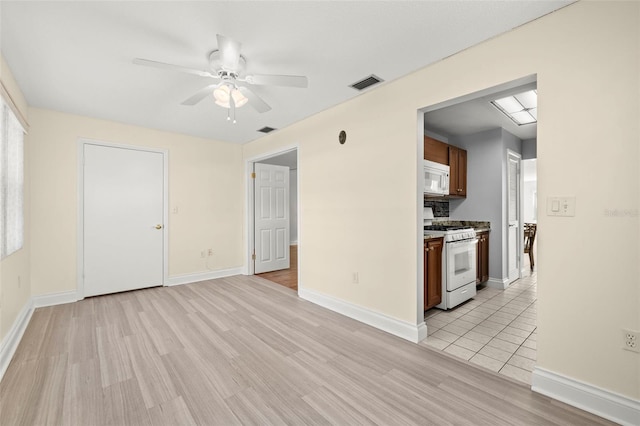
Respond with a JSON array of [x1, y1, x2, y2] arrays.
[[424, 159, 450, 196]]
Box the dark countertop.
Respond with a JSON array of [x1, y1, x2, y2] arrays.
[[431, 220, 491, 233]]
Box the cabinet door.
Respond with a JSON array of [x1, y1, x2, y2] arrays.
[[424, 136, 449, 164], [481, 233, 489, 282], [448, 146, 459, 196], [448, 146, 467, 197], [457, 148, 467, 197], [476, 231, 489, 284], [476, 234, 482, 284], [425, 238, 443, 309], [424, 243, 429, 309]]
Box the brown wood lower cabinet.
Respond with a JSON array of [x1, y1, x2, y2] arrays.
[[424, 237, 443, 310], [476, 231, 490, 284]]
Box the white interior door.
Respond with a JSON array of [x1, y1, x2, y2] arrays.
[[83, 143, 164, 297], [254, 163, 290, 274], [507, 151, 521, 283]]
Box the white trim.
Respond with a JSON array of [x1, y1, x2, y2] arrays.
[[299, 287, 426, 343], [166, 267, 243, 286], [32, 290, 78, 308], [532, 367, 640, 426], [77, 138, 169, 299], [487, 277, 509, 290], [416, 110, 426, 332], [0, 299, 33, 381]]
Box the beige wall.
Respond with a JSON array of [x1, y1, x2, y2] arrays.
[[27, 108, 244, 297], [0, 55, 31, 341], [244, 1, 639, 399]]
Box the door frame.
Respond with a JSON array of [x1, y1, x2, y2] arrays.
[[76, 138, 169, 299], [244, 144, 299, 284], [506, 149, 523, 282]]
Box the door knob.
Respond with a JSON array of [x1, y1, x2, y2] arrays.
[[155, 224, 163, 229]]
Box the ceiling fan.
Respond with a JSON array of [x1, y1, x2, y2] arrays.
[[133, 34, 308, 122]]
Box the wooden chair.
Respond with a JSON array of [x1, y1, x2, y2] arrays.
[[524, 223, 537, 271]]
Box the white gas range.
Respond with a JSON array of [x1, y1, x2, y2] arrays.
[[424, 225, 478, 310]]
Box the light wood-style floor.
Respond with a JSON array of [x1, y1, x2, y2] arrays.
[[1, 274, 612, 425], [256, 245, 298, 291]]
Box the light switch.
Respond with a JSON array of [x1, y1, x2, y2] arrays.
[[547, 196, 576, 217]]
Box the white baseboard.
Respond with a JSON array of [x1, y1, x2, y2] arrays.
[[299, 288, 426, 343], [487, 277, 509, 290], [0, 299, 34, 381], [32, 290, 78, 307], [532, 367, 640, 426], [166, 267, 243, 286]]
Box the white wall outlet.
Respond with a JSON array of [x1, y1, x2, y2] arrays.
[[200, 250, 206, 258], [547, 196, 576, 217], [352, 272, 359, 284], [172, 206, 179, 214], [207, 249, 213, 256], [623, 329, 639, 353]]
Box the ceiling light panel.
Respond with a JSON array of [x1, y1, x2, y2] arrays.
[[514, 90, 537, 109], [494, 96, 523, 113], [490, 89, 537, 126]]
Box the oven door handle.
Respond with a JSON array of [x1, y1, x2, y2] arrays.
[[447, 238, 478, 247]]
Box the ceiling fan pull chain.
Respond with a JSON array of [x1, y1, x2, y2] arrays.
[[230, 89, 237, 124]]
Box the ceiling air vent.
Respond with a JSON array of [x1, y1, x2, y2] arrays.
[[349, 74, 384, 91], [258, 126, 277, 133]]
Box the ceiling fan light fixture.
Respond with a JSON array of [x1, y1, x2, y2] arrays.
[[213, 84, 248, 109]]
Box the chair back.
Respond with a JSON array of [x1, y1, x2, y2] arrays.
[[524, 223, 537, 253]]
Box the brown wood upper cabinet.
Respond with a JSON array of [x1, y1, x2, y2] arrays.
[[424, 136, 467, 198], [423, 136, 449, 165], [448, 146, 467, 197], [424, 237, 443, 310]]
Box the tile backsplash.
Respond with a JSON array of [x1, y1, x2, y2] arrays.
[[424, 200, 449, 218]]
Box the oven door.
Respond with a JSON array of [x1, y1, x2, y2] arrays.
[[446, 239, 478, 291]]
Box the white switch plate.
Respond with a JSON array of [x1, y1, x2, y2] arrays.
[[547, 197, 576, 217]]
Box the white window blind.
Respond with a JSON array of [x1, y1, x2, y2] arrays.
[[0, 97, 25, 259]]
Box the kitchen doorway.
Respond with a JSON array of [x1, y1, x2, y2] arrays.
[[419, 75, 538, 385], [247, 147, 299, 292]]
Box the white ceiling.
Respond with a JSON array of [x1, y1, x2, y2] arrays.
[[0, 1, 569, 144], [424, 81, 538, 140]]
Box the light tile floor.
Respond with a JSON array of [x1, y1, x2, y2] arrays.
[[421, 270, 537, 385]]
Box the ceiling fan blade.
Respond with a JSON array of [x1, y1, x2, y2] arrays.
[[245, 74, 308, 88], [216, 34, 242, 71], [133, 58, 216, 78], [181, 84, 219, 106], [238, 86, 272, 113]]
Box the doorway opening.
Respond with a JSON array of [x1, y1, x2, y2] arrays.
[[247, 147, 299, 292], [419, 75, 539, 385]]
